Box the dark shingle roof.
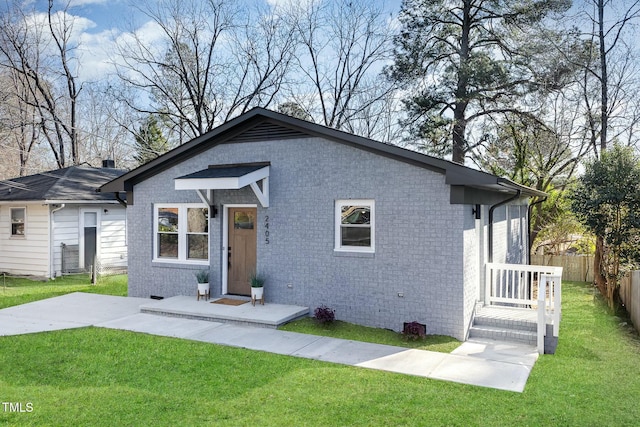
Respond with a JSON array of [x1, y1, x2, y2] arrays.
[[100, 107, 546, 199], [0, 166, 127, 202]]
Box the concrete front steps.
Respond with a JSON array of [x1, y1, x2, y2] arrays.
[[468, 305, 537, 346], [140, 295, 309, 329]]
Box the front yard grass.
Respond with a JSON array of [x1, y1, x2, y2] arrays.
[[2, 280, 640, 426], [0, 274, 127, 309], [280, 317, 461, 353]]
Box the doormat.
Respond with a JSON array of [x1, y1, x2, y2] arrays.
[[211, 298, 248, 306]]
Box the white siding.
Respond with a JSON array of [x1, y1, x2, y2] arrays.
[[52, 205, 80, 276], [0, 203, 50, 277], [99, 205, 127, 269], [51, 204, 128, 276]]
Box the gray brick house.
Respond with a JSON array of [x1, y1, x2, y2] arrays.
[[101, 108, 544, 340]]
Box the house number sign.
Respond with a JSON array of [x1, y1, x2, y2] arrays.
[[264, 215, 270, 244]]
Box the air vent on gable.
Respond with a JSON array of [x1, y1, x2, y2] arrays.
[[227, 121, 311, 143]]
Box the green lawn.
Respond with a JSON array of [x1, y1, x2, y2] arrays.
[[1, 281, 640, 425], [280, 317, 460, 353], [0, 274, 127, 309]]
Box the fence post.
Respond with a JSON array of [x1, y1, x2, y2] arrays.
[[91, 254, 97, 285]]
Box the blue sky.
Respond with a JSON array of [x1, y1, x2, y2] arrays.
[[20, 0, 401, 81]]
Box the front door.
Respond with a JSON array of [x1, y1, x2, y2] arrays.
[[227, 207, 257, 295], [82, 211, 98, 270]]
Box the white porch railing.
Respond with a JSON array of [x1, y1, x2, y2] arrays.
[[485, 263, 563, 354]]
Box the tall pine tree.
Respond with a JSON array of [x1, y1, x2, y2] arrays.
[[389, 0, 572, 163], [133, 115, 169, 166]]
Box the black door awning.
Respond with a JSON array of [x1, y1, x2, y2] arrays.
[[174, 162, 270, 207]]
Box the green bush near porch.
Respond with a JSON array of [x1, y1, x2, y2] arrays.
[[1, 281, 640, 425]]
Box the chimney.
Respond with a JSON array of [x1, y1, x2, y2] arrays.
[[102, 159, 115, 168]]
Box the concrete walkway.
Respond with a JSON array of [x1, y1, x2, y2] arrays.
[[0, 293, 538, 392]]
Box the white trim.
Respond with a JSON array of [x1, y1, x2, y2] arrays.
[[334, 199, 375, 253], [153, 203, 209, 265], [175, 166, 270, 208], [175, 166, 269, 191], [79, 208, 101, 269], [44, 200, 121, 205], [222, 204, 257, 295], [249, 177, 269, 208], [196, 189, 214, 206]]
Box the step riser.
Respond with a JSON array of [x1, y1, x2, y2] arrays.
[[468, 327, 536, 345], [140, 307, 308, 329], [473, 316, 536, 332]]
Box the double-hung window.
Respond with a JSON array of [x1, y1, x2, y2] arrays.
[[155, 204, 208, 263], [10, 207, 26, 237], [335, 200, 374, 253]]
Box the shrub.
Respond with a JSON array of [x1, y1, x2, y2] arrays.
[[195, 270, 209, 284], [402, 321, 426, 340], [314, 305, 336, 324]]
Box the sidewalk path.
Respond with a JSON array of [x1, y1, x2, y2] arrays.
[[0, 293, 538, 392]]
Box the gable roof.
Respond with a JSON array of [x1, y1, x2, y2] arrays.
[[99, 107, 546, 200], [0, 165, 127, 203]]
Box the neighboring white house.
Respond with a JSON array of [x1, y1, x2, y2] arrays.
[[0, 163, 128, 279]]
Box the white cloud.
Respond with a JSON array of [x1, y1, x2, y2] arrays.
[[67, 0, 112, 7]]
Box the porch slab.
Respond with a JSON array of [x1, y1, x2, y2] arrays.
[[478, 306, 538, 323], [139, 295, 309, 328]]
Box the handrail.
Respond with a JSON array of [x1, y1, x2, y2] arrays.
[[486, 263, 562, 354]]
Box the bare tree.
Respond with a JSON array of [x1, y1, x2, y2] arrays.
[[78, 82, 137, 169], [284, 0, 398, 140], [571, 0, 640, 298], [0, 0, 82, 169], [114, 0, 297, 143], [0, 68, 40, 176], [579, 0, 640, 156]]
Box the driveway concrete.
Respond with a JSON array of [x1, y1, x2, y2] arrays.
[[0, 293, 538, 392], [0, 292, 147, 335]]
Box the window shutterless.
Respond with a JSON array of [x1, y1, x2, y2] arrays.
[[10, 207, 26, 237], [334, 200, 374, 253], [154, 204, 209, 263]]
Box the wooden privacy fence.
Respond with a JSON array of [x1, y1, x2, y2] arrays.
[[531, 255, 594, 282], [620, 271, 640, 333]]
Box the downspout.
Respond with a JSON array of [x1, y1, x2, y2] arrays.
[[49, 204, 66, 278], [488, 190, 521, 263], [527, 196, 547, 265], [114, 192, 127, 207]]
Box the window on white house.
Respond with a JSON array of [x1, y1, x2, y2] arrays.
[[335, 200, 374, 252], [155, 204, 208, 263], [10, 207, 26, 237]]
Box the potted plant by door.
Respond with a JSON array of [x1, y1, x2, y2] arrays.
[[250, 272, 265, 306], [196, 270, 210, 301]]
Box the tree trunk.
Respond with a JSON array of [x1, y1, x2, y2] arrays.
[[451, 0, 472, 164], [598, 0, 608, 152]]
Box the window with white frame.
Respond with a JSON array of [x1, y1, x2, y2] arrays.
[[10, 207, 26, 237], [335, 200, 374, 252], [155, 204, 209, 262]]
